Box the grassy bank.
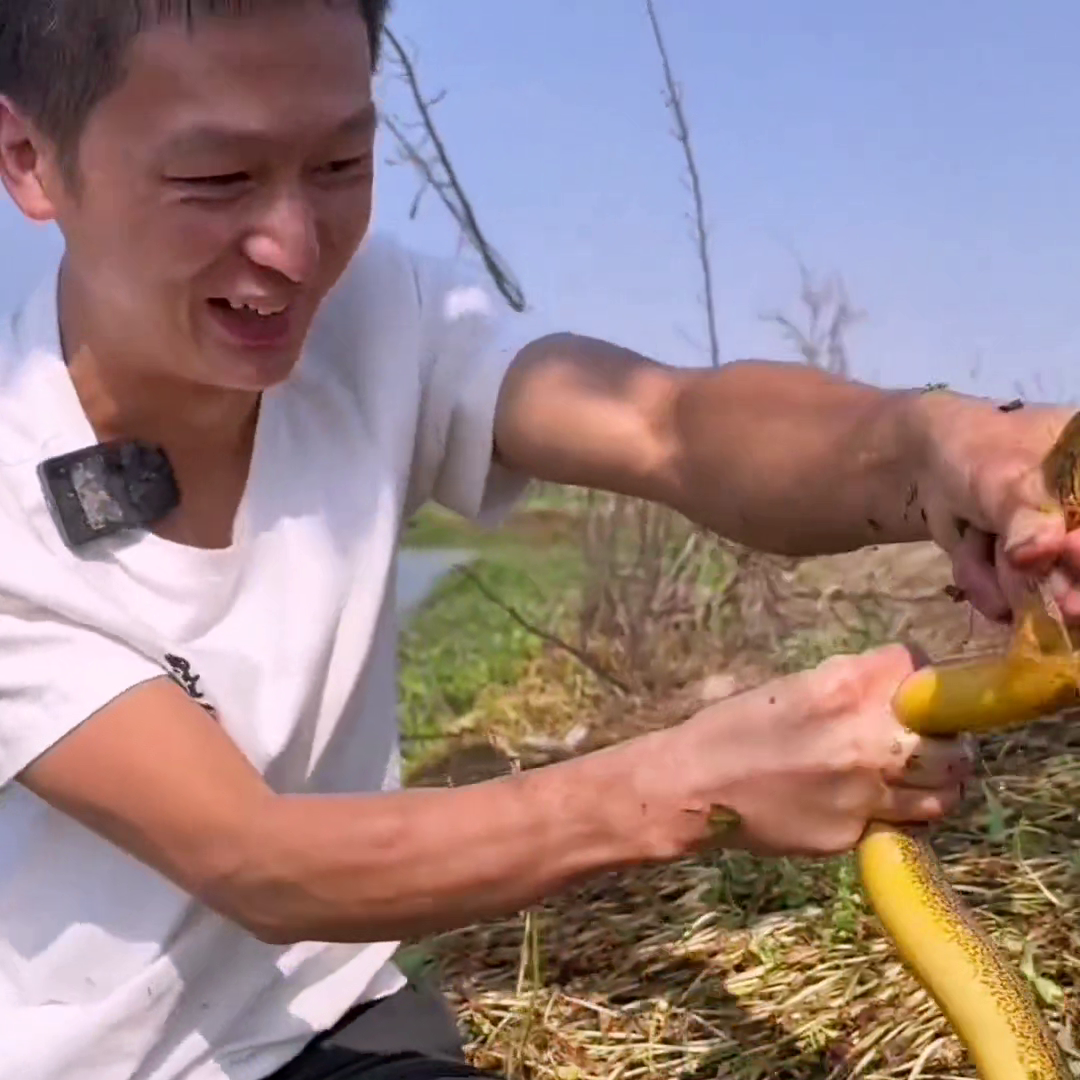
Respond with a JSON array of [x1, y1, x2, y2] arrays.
[[394, 491, 1080, 1080], [397, 495, 588, 757]]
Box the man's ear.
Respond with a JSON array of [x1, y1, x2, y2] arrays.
[[0, 98, 60, 223]]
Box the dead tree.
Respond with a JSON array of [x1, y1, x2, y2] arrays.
[[645, 0, 721, 369], [564, 1, 734, 692], [379, 27, 527, 314], [762, 258, 864, 377]]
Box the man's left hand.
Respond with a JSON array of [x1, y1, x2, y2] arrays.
[[910, 393, 1080, 624]]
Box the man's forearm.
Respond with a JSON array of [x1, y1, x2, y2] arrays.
[[495, 334, 934, 556], [217, 739, 658, 945], [664, 358, 933, 554], [22, 676, 680, 951]]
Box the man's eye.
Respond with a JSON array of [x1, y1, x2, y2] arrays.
[[169, 172, 250, 189], [319, 157, 368, 177]]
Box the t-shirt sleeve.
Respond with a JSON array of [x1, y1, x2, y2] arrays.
[[407, 252, 532, 526], [0, 606, 166, 787]]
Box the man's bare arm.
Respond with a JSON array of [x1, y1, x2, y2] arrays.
[[492, 334, 933, 556], [493, 333, 1080, 624], [17, 676, 659, 945], [17, 647, 970, 944]]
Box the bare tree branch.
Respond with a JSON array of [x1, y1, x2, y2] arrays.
[[644, 0, 721, 368], [380, 28, 527, 314], [455, 565, 631, 696], [761, 257, 864, 376]]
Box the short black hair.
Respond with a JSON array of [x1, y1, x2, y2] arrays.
[[0, 0, 391, 166]]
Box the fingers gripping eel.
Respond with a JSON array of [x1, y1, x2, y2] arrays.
[[858, 649, 1077, 1079], [857, 416, 1080, 1080]]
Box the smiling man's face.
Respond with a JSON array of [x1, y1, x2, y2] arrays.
[[6, 2, 377, 392]]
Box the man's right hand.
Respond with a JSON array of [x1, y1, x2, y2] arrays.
[[19, 643, 970, 945], [628, 643, 973, 860]]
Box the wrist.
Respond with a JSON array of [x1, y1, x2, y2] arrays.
[[514, 737, 667, 874], [892, 385, 1004, 541], [894, 385, 955, 470], [861, 386, 952, 545], [554, 730, 702, 867], [595, 724, 738, 863]]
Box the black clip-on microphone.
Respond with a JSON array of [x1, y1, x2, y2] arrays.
[[37, 440, 181, 549]]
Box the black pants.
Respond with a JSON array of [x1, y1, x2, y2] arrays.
[[265, 979, 498, 1080]]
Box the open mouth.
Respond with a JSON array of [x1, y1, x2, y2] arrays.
[[208, 297, 290, 317], [207, 297, 293, 347]]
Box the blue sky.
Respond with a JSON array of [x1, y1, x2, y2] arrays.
[[3, 0, 1080, 402]]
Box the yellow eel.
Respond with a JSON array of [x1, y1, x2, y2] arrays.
[[855, 410, 1080, 1079]]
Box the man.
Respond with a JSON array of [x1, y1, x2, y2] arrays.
[[0, 3, 1076, 1080]]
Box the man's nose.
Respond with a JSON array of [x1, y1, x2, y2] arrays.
[[241, 189, 320, 284]]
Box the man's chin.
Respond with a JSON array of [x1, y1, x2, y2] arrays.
[[195, 317, 311, 392], [191, 339, 303, 394], [229, 350, 303, 393]]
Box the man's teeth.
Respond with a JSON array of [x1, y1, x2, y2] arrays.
[[225, 299, 288, 316]]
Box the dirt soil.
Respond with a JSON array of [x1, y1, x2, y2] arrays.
[[406, 539, 1080, 1080]]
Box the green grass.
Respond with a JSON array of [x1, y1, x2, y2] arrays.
[[775, 605, 897, 674], [396, 495, 900, 757], [397, 504, 586, 748], [391, 495, 587, 985], [399, 505, 498, 551]]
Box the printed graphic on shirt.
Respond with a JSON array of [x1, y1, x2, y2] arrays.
[[164, 653, 218, 717]]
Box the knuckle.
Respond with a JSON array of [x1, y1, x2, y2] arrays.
[[950, 552, 987, 596], [819, 822, 866, 856], [823, 715, 895, 781], [817, 643, 917, 715], [834, 778, 876, 817], [914, 791, 950, 822], [847, 713, 907, 775], [835, 729, 876, 774], [809, 654, 864, 716], [868, 641, 919, 681], [931, 734, 972, 772]]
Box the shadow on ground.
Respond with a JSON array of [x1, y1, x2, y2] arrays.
[[404, 710, 1080, 1079]]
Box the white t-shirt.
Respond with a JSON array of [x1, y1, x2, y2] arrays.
[[0, 232, 528, 1080]]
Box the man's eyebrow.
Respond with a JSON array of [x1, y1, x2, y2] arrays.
[[337, 103, 378, 137], [158, 103, 378, 158]]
